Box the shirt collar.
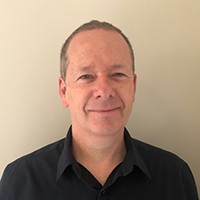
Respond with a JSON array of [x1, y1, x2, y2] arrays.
[[122, 128, 151, 179], [56, 126, 151, 181], [56, 126, 74, 181]]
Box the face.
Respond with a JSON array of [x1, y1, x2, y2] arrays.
[[59, 29, 136, 136]]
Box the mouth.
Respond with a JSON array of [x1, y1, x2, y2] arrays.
[[88, 107, 120, 114]]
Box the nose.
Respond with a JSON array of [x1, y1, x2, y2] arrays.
[[93, 76, 115, 100]]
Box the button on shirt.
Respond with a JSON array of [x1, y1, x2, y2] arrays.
[[0, 127, 199, 200]]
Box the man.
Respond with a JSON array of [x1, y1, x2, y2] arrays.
[[0, 20, 199, 199]]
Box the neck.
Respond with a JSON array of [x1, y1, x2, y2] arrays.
[[71, 126, 126, 185]]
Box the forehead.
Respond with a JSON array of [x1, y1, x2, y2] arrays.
[[67, 29, 132, 69]]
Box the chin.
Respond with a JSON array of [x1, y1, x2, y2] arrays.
[[89, 122, 124, 136]]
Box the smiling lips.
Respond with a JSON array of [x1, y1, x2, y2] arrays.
[[88, 107, 120, 113]]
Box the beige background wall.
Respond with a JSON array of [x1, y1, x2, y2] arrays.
[[0, 0, 199, 194]]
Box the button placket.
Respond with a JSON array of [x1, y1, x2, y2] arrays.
[[97, 188, 109, 200], [101, 189, 106, 196]]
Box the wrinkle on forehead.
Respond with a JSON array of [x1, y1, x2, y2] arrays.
[[77, 64, 132, 73]]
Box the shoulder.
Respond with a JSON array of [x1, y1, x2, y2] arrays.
[[132, 138, 199, 198], [0, 138, 66, 199], [2, 138, 65, 178], [132, 138, 190, 172]]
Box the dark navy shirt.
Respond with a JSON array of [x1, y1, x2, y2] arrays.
[[0, 127, 199, 199]]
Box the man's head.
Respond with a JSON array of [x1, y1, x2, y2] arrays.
[[60, 20, 135, 81], [59, 20, 136, 136]]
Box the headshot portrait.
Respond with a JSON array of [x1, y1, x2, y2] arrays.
[[0, 1, 199, 199]]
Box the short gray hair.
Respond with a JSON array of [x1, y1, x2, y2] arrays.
[[60, 20, 135, 80]]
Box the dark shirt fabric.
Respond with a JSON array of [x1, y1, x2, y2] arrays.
[[0, 126, 199, 200]]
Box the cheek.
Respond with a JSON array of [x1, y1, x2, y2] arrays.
[[122, 84, 135, 100], [67, 88, 90, 109], [128, 82, 136, 101]]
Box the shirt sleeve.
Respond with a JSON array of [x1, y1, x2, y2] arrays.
[[181, 161, 199, 200], [0, 165, 12, 200]]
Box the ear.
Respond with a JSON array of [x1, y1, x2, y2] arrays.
[[132, 73, 137, 102], [58, 77, 69, 108]]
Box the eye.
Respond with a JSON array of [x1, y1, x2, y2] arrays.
[[79, 74, 92, 79], [114, 73, 125, 77], [77, 74, 95, 82], [112, 72, 127, 78]]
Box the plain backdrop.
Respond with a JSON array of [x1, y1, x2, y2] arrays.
[[0, 0, 199, 195]]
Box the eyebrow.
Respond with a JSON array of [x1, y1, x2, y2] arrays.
[[78, 64, 129, 72], [110, 64, 129, 70], [78, 66, 93, 72]]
